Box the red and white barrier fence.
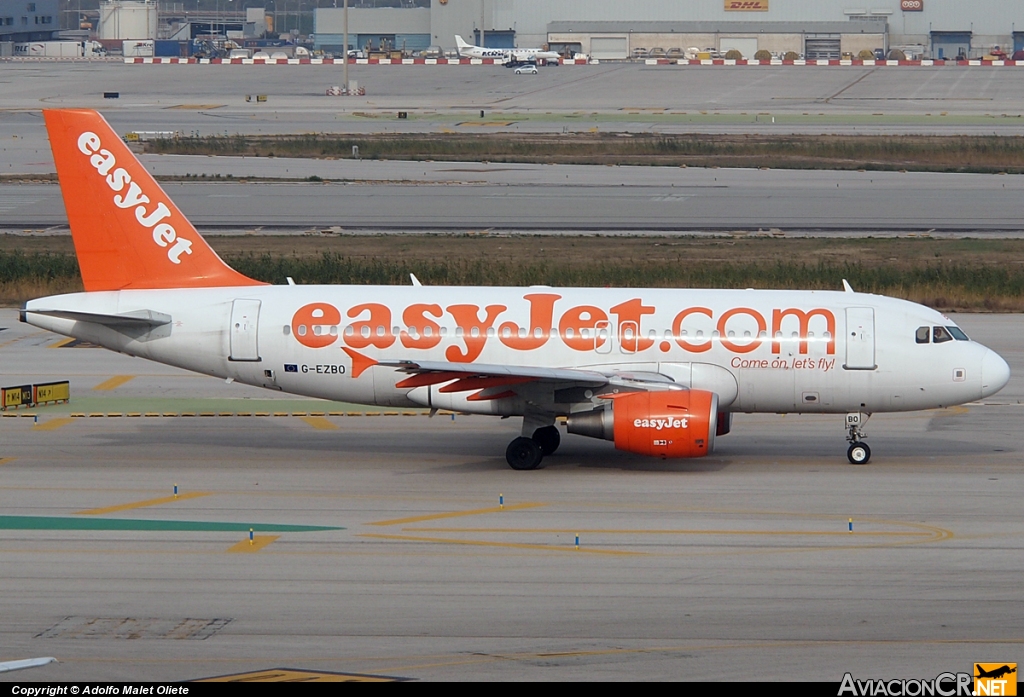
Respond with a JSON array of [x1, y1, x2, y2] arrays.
[[121, 56, 1024, 67], [123, 56, 512, 65], [655, 57, 1023, 67]]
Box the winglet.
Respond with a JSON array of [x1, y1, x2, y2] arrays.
[[43, 109, 264, 291]]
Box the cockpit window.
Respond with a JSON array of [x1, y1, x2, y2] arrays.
[[946, 326, 970, 341], [915, 326, 930, 344], [932, 326, 953, 343]]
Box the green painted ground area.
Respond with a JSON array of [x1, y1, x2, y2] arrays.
[[0, 515, 343, 532]]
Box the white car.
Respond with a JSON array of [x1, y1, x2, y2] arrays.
[[514, 65, 538, 74]]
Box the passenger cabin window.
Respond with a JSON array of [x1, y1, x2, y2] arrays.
[[916, 326, 930, 344], [932, 326, 953, 343], [947, 326, 970, 341]]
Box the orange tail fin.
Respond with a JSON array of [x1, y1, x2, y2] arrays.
[[44, 109, 264, 291]]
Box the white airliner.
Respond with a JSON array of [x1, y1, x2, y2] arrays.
[[455, 34, 561, 65], [23, 110, 1011, 469]]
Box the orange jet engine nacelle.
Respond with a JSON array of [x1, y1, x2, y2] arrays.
[[566, 390, 720, 458]]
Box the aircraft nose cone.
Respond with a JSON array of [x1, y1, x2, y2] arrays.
[[981, 349, 1011, 398]]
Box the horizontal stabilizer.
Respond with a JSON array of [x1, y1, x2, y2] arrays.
[[25, 308, 172, 327]]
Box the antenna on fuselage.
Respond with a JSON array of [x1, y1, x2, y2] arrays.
[[842, 279, 854, 293]]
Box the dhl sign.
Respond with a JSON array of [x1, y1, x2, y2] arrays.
[[290, 296, 836, 361], [725, 0, 769, 11]]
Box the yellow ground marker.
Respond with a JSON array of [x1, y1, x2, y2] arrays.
[[226, 535, 280, 553], [301, 416, 337, 430], [93, 375, 136, 391], [359, 533, 641, 556], [0, 457, 16, 465], [31, 417, 75, 431], [369, 503, 547, 527], [48, 337, 75, 349], [75, 491, 210, 516]]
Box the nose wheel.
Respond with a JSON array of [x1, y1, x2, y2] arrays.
[[847, 441, 871, 465], [845, 412, 871, 465]]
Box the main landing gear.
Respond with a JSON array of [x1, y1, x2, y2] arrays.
[[505, 425, 561, 470], [845, 412, 871, 465]]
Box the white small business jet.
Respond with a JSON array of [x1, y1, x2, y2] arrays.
[[23, 110, 1010, 469], [455, 34, 561, 65]]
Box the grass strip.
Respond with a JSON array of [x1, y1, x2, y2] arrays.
[[1, 253, 1022, 311], [146, 132, 1024, 174], [4, 237, 1024, 311]]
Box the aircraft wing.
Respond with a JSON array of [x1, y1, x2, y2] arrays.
[[377, 359, 681, 394], [380, 359, 608, 387], [0, 657, 57, 673]]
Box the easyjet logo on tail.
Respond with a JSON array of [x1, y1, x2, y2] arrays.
[[77, 131, 194, 264]]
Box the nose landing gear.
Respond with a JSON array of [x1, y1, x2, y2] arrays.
[[845, 412, 871, 464]]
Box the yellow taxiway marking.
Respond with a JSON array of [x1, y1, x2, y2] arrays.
[[0, 458, 15, 465], [75, 491, 210, 516], [406, 527, 935, 537], [369, 503, 547, 527], [301, 416, 338, 430], [226, 535, 280, 553], [48, 337, 76, 349], [197, 668, 397, 682], [359, 533, 641, 556], [0, 330, 47, 350], [31, 417, 75, 431], [92, 375, 136, 391]]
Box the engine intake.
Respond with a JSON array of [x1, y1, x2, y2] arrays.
[[567, 389, 719, 458]]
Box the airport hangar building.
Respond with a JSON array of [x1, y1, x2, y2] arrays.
[[313, 0, 1024, 61]]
